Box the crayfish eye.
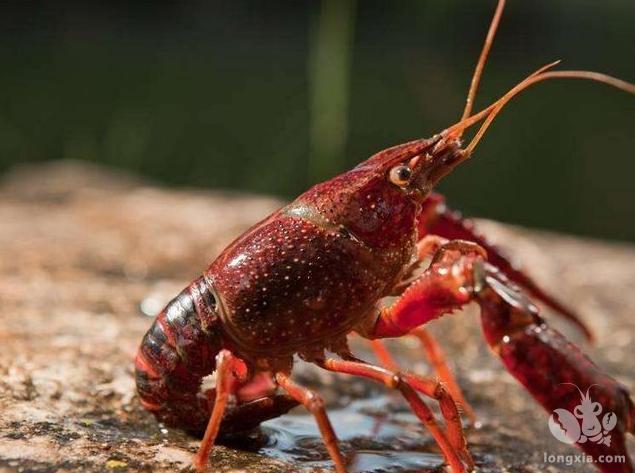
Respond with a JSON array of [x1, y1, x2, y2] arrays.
[[388, 165, 412, 187]]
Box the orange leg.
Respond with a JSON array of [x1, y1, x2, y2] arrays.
[[275, 372, 347, 473], [369, 339, 399, 372], [365, 343, 473, 469], [370, 332, 475, 422], [398, 370, 473, 470], [193, 349, 239, 472], [316, 357, 470, 473], [411, 327, 476, 421]]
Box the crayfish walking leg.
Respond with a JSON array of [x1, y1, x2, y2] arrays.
[[275, 372, 347, 473], [370, 330, 476, 422], [410, 327, 476, 421], [193, 350, 241, 472], [315, 357, 471, 473], [360, 239, 635, 472]]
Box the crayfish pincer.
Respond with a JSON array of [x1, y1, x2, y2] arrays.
[[135, 1, 635, 471]]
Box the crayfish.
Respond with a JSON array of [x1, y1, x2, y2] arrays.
[[135, 1, 635, 471]]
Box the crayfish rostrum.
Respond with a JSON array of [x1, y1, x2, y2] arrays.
[[135, 1, 635, 471]]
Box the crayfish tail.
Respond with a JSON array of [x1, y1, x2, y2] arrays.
[[135, 276, 225, 434], [135, 277, 300, 437]]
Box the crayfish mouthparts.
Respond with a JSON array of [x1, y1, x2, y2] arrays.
[[384, 134, 466, 199], [418, 138, 467, 191]]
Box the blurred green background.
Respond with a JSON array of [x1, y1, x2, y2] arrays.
[[1, 1, 634, 240]]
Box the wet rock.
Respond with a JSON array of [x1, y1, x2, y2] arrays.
[[0, 161, 633, 472]]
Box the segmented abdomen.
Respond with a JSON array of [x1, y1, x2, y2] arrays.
[[135, 276, 223, 434]]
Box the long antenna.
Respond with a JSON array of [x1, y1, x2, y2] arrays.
[[431, 63, 635, 180], [464, 70, 635, 156], [460, 0, 506, 124], [445, 60, 562, 139]]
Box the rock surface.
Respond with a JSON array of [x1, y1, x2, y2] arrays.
[[0, 161, 633, 472]]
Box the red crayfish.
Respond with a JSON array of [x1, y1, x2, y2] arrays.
[[135, 1, 635, 471]]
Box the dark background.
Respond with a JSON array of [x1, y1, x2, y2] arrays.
[[1, 0, 634, 240]]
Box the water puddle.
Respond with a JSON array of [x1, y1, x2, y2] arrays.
[[255, 395, 446, 472]]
